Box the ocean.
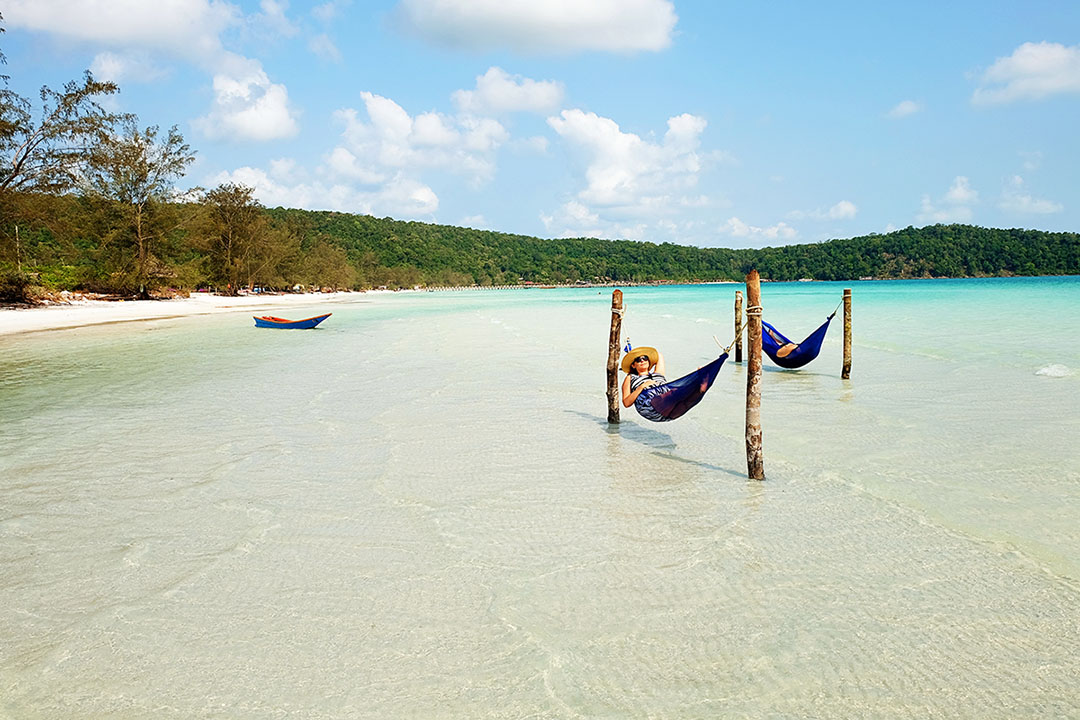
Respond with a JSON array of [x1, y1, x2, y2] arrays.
[[1, 277, 1078, 718]]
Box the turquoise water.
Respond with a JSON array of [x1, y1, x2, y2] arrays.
[[1, 278, 1078, 718]]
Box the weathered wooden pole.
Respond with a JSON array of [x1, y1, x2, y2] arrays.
[[734, 290, 744, 363], [842, 288, 852, 379], [606, 290, 624, 423], [745, 271, 764, 480]]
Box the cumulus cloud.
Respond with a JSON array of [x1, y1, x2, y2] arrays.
[[793, 200, 858, 221], [331, 92, 509, 185], [973, 41, 1080, 104], [194, 56, 300, 141], [719, 217, 798, 244], [887, 99, 922, 117], [918, 176, 978, 223], [395, 0, 677, 53], [547, 109, 706, 209], [452, 67, 564, 115], [309, 33, 342, 61], [210, 166, 438, 217], [944, 176, 978, 205], [312, 1, 350, 23], [3, 0, 236, 60], [999, 176, 1063, 215], [8, 0, 303, 143], [827, 200, 858, 219], [90, 51, 167, 83], [539, 109, 711, 240], [253, 0, 299, 38]]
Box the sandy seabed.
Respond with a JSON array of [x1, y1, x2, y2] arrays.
[[0, 291, 388, 336]]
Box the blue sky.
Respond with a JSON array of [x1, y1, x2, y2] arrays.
[[4, 1, 1079, 247]]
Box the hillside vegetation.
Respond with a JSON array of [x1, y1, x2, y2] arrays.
[[3, 191, 1079, 303]]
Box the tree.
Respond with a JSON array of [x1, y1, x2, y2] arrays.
[[1, 72, 129, 196], [81, 119, 195, 297], [201, 183, 266, 294]]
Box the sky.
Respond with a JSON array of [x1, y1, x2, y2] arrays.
[[3, 0, 1079, 248]]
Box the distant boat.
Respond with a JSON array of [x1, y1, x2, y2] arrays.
[[253, 313, 331, 329]]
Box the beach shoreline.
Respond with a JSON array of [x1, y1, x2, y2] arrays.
[[0, 291, 385, 337]]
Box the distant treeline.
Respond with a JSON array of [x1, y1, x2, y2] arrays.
[[295, 209, 1080, 285], [3, 191, 1079, 303]]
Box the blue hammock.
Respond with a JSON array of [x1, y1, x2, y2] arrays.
[[634, 353, 729, 422], [761, 315, 834, 369]]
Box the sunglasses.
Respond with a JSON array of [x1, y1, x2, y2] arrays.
[[632, 356, 651, 363]]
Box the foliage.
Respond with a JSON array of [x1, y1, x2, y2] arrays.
[[0, 72, 129, 196], [4, 192, 1079, 303], [79, 119, 195, 296], [200, 183, 268, 294]]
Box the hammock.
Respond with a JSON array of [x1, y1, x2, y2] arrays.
[[761, 315, 834, 369], [635, 353, 728, 422]]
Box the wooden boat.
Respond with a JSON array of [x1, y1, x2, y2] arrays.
[[253, 312, 331, 329]]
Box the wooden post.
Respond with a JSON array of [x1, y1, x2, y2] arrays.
[[745, 271, 764, 480], [842, 288, 852, 379], [734, 290, 744, 363], [607, 290, 624, 423]]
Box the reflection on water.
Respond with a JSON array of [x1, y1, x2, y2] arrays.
[[1, 280, 1079, 717]]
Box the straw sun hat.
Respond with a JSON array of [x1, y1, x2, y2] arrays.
[[621, 346, 659, 374]]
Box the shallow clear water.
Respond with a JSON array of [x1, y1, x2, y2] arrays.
[[1, 279, 1078, 718]]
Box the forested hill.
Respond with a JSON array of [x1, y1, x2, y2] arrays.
[[278, 208, 1080, 285], [4, 194, 1079, 301]]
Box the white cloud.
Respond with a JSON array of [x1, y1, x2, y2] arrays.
[[719, 217, 798, 244], [887, 99, 922, 118], [540, 201, 652, 240], [540, 109, 710, 241], [918, 176, 978, 223], [323, 147, 386, 184], [194, 57, 300, 141], [944, 176, 978, 205], [460, 214, 488, 229], [826, 200, 858, 219], [90, 51, 167, 84], [4, 0, 236, 60], [547, 109, 706, 208], [999, 175, 1062, 215], [269, 157, 301, 182], [254, 0, 299, 38], [312, 1, 349, 23], [309, 33, 342, 62], [396, 0, 677, 53], [7, 0, 303, 144], [973, 42, 1080, 104], [210, 166, 438, 217], [452, 67, 564, 115], [332, 92, 508, 184]]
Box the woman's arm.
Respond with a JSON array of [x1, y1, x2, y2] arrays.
[[622, 373, 657, 407], [654, 351, 666, 377]]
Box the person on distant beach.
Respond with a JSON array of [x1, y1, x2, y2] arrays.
[[764, 325, 798, 358]]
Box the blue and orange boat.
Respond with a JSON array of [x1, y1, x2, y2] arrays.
[[253, 312, 331, 329]]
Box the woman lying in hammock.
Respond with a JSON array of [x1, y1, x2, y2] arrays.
[[621, 346, 720, 422], [763, 324, 799, 358]]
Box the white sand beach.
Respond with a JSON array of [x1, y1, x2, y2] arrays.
[[0, 291, 387, 336]]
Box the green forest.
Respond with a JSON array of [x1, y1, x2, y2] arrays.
[[5, 189, 1078, 304], [1, 39, 1078, 303]]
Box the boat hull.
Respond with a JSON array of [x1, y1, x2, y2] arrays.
[[253, 313, 331, 329]]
